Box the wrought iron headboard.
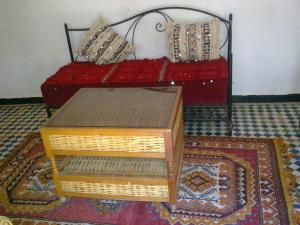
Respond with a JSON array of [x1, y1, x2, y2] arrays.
[[63, 6, 233, 133], [64, 6, 232, 63]]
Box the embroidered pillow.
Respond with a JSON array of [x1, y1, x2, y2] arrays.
[[75, 17, 134, 65], [165, 19, 220, 62]]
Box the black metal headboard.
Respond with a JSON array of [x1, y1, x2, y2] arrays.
[[63, 7, 233, 134], [64, 6, 232, 63]]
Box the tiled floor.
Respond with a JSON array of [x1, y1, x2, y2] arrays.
[[0, 102, 300, 208], [184, 103, 300, 148]]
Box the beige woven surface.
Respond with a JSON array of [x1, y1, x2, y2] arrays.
[[165, 19, 220, 62], [49, 134, 165, 153], [61, 181, 169, 197], [0, 216, 13, 225], [46, 87, 179, 128], [60, 156, 167, 177]]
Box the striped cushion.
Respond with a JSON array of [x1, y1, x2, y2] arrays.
[[165, 19, 220, 62], [75, 17, 134, 65]]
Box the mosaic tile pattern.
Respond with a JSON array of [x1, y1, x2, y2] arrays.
[[0, 104, 47, 161], [185, 103, 300, 149], [0, 102, 300, 210]]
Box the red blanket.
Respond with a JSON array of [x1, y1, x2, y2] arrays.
[[41, 57, 228, 107]]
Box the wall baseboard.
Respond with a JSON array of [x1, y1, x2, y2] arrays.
[[0, 94, 299, 105], [0, 97, 44, 105], [232, 94, 300, 103]]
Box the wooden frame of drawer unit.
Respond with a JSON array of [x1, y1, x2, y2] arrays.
[[40, 89, 184, 204]]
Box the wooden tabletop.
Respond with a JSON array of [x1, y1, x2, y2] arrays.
[[45, 87, 182, 128]]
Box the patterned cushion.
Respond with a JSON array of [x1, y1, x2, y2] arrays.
[[75, 17, 134, 65], [165, 19, 220, 62]]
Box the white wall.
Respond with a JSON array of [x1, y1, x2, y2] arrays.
[[0, 0, 299, 98]]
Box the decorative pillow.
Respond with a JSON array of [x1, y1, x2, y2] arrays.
[[165, 19, 220, 62], [75, 17, 134, 65]]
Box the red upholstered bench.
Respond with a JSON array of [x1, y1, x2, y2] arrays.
[[41, 57, 228, 108], [41, 7, 233, 134]]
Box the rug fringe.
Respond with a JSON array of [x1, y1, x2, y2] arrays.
[[274, 138, 299, 225]]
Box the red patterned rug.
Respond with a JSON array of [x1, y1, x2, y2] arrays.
[[0, 133, 295, 225]]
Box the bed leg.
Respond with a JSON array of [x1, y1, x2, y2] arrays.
[[228, 104, 233, 136], [46, 106, 52, 118], [228, 121, 233, 136]]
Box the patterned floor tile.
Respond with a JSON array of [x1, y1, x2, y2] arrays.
[[0, 104, 47, 161], [185, 103, 300, 148]]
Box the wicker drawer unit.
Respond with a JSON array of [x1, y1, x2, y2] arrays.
[[40, 87, 184, 203]]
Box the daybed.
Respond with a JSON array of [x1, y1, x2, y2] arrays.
[[40, 7, 233, 134]]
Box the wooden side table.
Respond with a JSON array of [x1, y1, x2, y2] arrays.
[[40, 87, 184, 204]]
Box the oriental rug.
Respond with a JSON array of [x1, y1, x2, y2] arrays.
[[0, 133, 296, 225]]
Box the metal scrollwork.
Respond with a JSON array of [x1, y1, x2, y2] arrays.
[[120, 10, 175, 58], [155, 22, 165, 32], [65, 6, 231, 61], [154, 10, 174, 32]]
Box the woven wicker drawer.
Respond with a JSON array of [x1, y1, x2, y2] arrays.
[[56, 156, 169, 201], [59, 156, 167, 177], [48, 133, 165, 154], [59, 180, 169, 201], [42, 101, 183, 159]]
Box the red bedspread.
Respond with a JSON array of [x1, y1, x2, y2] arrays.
[[41, 57, 228, 107]]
